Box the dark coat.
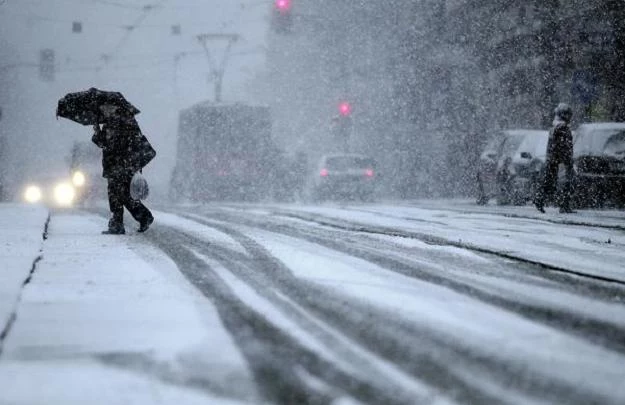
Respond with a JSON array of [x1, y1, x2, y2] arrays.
[[92, 116, 156, 179], [546, 120, 573, 164]]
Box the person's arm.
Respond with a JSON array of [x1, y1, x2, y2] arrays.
[[91, 124, 105, 148]]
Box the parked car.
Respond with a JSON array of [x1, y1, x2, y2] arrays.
[[497, 130, 549, 205], [308, 153, 377, 201], [569, 122, 625, 208], [477, 129, 549, 205]]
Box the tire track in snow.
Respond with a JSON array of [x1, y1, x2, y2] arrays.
[[146, 224, 434, 405], [180, 208, 625, 355], [390, 202, 625, 232], [266, 207, 625, 287], [163, 209, 621, 405]]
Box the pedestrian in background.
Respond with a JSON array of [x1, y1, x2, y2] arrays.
[[92, 104, 155, 234], [534, 103, 575, 213]]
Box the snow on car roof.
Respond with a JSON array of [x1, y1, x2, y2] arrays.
[[577, 122, 625, 132], [504, 129, 548, 137]]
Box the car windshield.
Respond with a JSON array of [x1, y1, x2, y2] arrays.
[[603, 131, 625, 157], [325, 156, 375, 170], [500, 134, 525, 157], [517, 132, 548, 157], [575, 128, 625, 156]]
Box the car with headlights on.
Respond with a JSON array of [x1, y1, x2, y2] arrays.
[[308, 153, 377, 201], [21, 173, 77, 208], [69, 141, 106, 206]]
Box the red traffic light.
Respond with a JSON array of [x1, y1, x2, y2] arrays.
[[275, 0, 291, 13], [338, 101, 352, 116]]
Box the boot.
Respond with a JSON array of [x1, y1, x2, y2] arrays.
[[102, 226, 125, 235], [103, 219, 125, 235], [137, 216, 154, 233], [533, 197, 545, 213]]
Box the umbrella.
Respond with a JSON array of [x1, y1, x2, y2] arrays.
[[56, 87, 140, 126]]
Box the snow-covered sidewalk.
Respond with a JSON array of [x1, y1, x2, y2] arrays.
[[0, 204, 257, 405]]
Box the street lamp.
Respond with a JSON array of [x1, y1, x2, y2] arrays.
[[197, 33, 240, 102]]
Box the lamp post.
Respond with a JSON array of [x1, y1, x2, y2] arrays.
[[197, 33, 240, 103]]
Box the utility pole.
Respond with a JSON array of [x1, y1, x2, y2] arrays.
[[172, 52, 187, 111], [196, 33, 239, 102]]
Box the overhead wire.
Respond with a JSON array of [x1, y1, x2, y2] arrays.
[[3, 0, 145, 10], [0, 9, 126, 27], [58, 47, 264, 73], [1, 0, 268, 84], [90, 0, 146, 9], [101, 0, 169, 64]]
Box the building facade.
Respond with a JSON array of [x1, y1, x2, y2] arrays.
[[263, 0, 625, 198]]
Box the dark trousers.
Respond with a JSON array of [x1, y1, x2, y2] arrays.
[[537, 158, 574, 208], [107, 174, 152, 228]]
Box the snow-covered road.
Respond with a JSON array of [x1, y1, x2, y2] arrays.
[[1, 200, 625, 405]]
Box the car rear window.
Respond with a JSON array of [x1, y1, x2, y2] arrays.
[[500, 135, 524, 157], [325, 156, 375, 170], [517, 132, 548, 156], [575, 128, 625, 156], [603, 131, 625, 157]]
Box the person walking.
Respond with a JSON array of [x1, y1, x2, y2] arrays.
[[534, 103, 575, 213], [92, 104, 155, 234]]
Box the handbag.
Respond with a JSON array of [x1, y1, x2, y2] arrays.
[[130, 171, 150, 200], [128, 132, 156, 173]]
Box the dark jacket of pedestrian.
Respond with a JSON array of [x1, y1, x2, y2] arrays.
[[546, 118, 574, 164], [92, 114, 154, 179], [534, 103, 575, 213]]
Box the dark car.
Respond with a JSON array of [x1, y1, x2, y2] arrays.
[[569, 122, 625, 208], [308, 153, 377, 201]]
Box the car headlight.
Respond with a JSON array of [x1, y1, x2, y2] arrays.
[[72, 171, 86, 187], [24, 185, 42, 203], [54, 182, 75, 206]]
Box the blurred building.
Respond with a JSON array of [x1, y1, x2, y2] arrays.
[[447, 0, 625, 127], [263, 0, 625, 198]]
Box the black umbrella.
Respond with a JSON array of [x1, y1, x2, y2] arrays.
[[56, 87, 140, 126]]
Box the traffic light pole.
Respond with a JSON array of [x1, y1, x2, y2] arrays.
[[197, 33, 239, 103]]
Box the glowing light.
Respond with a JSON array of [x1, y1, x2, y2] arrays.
[[24, 185, 42, 203], [54, 183, 75, 207], [72, 171, 86, 187], [275, 0, 291, 12], [365, 169, 374, 177], [338, 101, 352, 116], [320, 168, 329, 177]]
